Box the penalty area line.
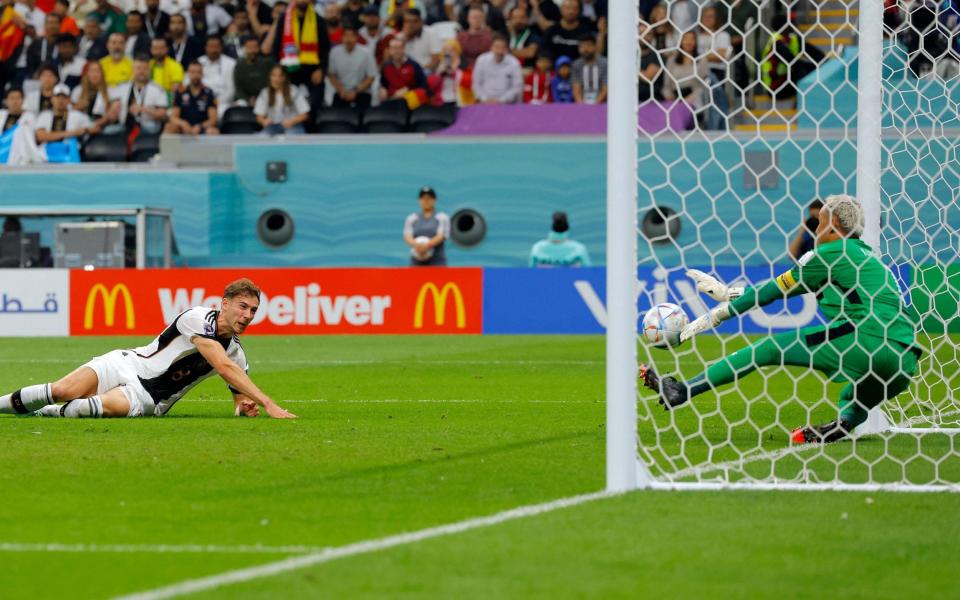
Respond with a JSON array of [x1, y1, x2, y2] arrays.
[[113, 490, 619, 600]]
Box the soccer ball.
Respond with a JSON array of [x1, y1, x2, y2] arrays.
[[642, 303, 689, 348], [411, 235, 434, 260]]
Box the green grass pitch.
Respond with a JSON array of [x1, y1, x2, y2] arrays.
[[1, 335, 959, 599]]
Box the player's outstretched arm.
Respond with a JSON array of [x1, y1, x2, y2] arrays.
[[193, 337, 297, 419]]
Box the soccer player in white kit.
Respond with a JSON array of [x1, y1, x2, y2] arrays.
[[0, 278, 296, 419]]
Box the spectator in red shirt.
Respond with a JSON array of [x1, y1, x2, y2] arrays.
[[457, 6, 492, 69], [524, 52, 552, 104], [378, 35, 428, 107]]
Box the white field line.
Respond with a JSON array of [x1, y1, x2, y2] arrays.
[[189, 398, 597, 404], [113, 490, 618, 600], [0, 542, 325, 555], [665, 443, 825, 482]]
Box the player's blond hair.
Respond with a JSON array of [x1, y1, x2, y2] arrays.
[[821, 194, 865, 237], [223, 278, 261, 300]]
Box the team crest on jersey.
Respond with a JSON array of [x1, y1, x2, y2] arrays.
[[204, 321, 215, 336]]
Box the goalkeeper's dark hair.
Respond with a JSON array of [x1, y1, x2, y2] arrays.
[[224, 278, 262, 300]]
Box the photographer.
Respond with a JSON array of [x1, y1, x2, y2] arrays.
[[789, 198, 823, 260]]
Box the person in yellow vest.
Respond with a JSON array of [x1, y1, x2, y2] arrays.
[[149, 37, 184, 94], [99, 32, 132, 86]]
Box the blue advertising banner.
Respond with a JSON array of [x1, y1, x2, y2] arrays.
[[482, 267, 825, 335]]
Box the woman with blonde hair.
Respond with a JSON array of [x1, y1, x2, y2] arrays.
[[71, 61, 120, 132], [428, 38, 475, 106]]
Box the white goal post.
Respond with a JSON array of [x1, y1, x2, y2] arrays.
[[606, 0, 960, 492]]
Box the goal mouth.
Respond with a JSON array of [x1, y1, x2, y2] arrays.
[[607, 2, 960, 492]]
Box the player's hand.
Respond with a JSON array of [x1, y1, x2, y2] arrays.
[[680, 303, 730, 343], [235, 398, 259, 417], [686, 269, 729, 301], [265, 404, 297, 419]]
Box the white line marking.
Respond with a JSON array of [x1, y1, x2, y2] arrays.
[[0, 543, 324, 555], [113, 490, 617, 600], [666, 443, 824, 482], [188, 398, 598, 404]]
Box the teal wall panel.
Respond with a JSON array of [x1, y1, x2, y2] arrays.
[[0, 136, 953, 267]]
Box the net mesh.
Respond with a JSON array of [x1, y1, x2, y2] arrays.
[[633, 0, 960, 488]]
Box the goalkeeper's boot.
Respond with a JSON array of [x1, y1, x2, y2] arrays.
[[638, 364, 689, 409], [790, 419, 855, 444]]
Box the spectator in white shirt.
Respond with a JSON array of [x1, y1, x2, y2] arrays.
[[697, 5, 730, 130], [35, 83, 95, 152], [358, 4, 389, 51], [110, 55, 169, 133], [14, 0, 47, 35], [185, 0, 233, 38], [55, 34, 87, 89], [24, 64, 60, 114], [401, 8, 441, 74], [254, 65, 309, 135], [198, 35, 236, 110], [0, 87, 43, 165], [328, 24, 377, 111], [472, 33, 523, 104]]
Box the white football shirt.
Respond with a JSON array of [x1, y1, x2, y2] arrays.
[[130, 306, 248, 415]]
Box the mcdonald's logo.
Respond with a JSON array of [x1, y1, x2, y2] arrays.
[[84, 284, 135, 330], [414, 282, 466, 329]]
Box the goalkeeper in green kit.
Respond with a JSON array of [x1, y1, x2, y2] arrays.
[[639, 195, 921, 443]]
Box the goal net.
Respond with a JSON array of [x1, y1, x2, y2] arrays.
[[610, 0, 960, 491]]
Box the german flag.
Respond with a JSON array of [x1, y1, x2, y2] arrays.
[[0, 5, 25, 63]]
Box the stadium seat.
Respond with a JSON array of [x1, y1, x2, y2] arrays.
[[361, 102, 408, 133], [220, 106, 261, 134], [130, 134, 161, 162], [81, 133, 128, 162], [409, 105, 458, 133], [315, 106, 361, 133]]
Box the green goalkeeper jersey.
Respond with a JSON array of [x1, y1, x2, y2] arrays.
[[730, 238, 917, 347]]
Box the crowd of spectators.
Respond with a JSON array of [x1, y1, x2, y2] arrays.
[[888, 0, 960, 77], [0, 0, 616, 160], [1, 0, 954, 160], [637, 0, 769, 130]]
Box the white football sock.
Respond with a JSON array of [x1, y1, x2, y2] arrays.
[[0, 384, 53, 415], [61, 397, 104, 418]]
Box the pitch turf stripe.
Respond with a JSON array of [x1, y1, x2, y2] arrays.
[[113, 490, 618, 600], [189, 398, 599, 404], [0, 542, 327, 555], [0, 358, 612, 366]]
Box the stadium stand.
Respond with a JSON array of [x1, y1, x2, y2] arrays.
[[3, 1, 960, 163]]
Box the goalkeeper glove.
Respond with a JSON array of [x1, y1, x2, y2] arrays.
[[680, 303, 731, 343], [686, 269, 744, 302]]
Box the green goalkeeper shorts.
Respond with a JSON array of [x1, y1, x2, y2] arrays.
[[751, 322, 920, 424]]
